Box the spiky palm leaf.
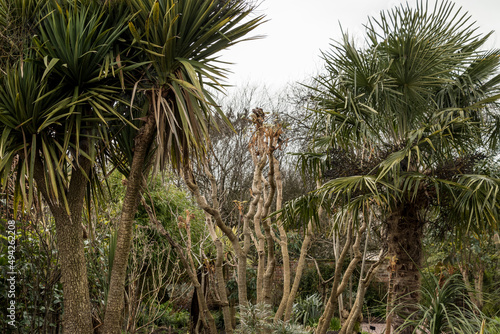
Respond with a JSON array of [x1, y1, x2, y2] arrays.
[[122, 0, 264, 169], [281, 0, 500, 230], [0, 1, 129, 210], [280, 4, 500, 329]]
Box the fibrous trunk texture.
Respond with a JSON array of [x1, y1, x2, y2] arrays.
[[34, 155, 93, 334], [386, 206, 423, 334], [101, 112, 156, 334]]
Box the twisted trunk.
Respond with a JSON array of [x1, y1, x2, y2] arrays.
[[261, 154, 277, 305], [183, 163, 250, 306]]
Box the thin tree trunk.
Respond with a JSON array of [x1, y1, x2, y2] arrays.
[[262, 216, 276, 305], [315, 219, 366, 334], [385, 255, 397, 334], [272, 154, 290, 322], [34, 155, 93, 334], [280, 178, 324, 322], [101, 112, 156, 334], [183, 163, 250, 306], [283, 221, 313, 321], [459, 264, 476, 310], [206, 215, 233, 334], [473, 266, 484, 309], [332, 231, 344, 325], [255, 194, 266, 304], [386, 206, 423, 334], [260, 152, 277, 305], [141, 200, 217, 334], [340, 250, 386, 334]]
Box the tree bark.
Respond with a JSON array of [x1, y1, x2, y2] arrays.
[[261, 153, 277, 305], [473, 268, 484, 310], [101, 111, 156, 334], [183, 163, 250, 306], [315, 219, 366, 334], [340, 249, 386, 334], [273, 156, 291, 322], [207, 215, 233, 334], [34, 156, 93, 334], [282, 221, 313, 321], [386, 205, 423, 334]]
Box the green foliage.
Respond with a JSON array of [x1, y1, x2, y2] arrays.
[[292, 293, 323, 327], [423, 229, 500, 317], [105, 171, 208, 254], [273, 320, 312, 334], [297, 265, 334, 300], [122, 0, 264, 169], [280, 0, 500, 235], [155, 302, 189, 329], [487, 317, 500, 333], [0, 1, 131, 210], [236, 303, 312, 334], [212, 309, 225, 330], [363, 281, 387, 320], [329, 317, 341, 331], [0, 219, 62, 333], [483, 277, 500, 317], [85, 226, 114, 321], [236, 302, 273, 334], [398, 273, 488, 334]]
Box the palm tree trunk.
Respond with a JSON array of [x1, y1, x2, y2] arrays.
[[386, 206, 423, 334], [52, 207, 93, 333], [101, 112, 156, 334], [34, 156, 93, 334]]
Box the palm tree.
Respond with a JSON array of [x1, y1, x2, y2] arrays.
[[0, 1, 129, 332], [280, 2, 500, 333], [100, 1, 263, 332]]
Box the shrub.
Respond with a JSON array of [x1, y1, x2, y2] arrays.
[[155, 302, 189, 329], [329, 317, 341, 331], [236, 303, 273, 334], [292, 293, 323, 327], [273, 320, 312, 334], [398, 273, 487, 334]]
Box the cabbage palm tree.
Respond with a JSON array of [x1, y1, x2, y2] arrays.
[[0, 1, 129, 332], [280, 2, 500, 333], [100, 1, 263, 332]]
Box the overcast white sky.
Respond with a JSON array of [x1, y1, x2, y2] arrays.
[[221, 0, 500, 90]]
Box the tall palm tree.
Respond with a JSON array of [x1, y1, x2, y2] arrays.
[[100, 1, 263, 332], [281, 2, 500, 333], [0, 1, 130, 332]]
